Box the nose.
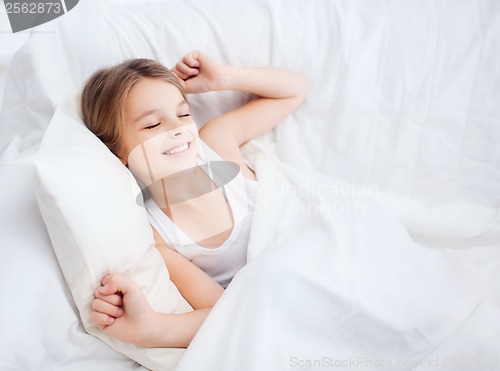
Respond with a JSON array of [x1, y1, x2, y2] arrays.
[[169, 128, 183, 138]]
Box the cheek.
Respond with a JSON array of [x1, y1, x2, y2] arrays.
[[127, 144, 154, 185], [184, 122, 200, 145]]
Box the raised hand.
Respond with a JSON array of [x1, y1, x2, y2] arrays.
[[171, 50, 226, 94]]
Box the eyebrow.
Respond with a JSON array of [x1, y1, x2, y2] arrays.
[[133, 100, 188, 123]]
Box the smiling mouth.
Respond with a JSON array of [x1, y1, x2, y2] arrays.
[[163, 142, 191, 156]]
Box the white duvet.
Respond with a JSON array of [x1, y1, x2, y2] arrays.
[[176, 140, 500, 371], [1, 0, 499, 370]]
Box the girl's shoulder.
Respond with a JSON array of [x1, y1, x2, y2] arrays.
[[197, 134, 257, 182]]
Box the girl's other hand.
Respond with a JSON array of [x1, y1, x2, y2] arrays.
[[92, 283, 124, 329], [91, 274, 157, 346], [172, 51, 226, 94]]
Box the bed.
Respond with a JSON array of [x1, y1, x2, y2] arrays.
[[1, 0, 499, 370]]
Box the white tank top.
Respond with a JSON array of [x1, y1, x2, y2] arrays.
[[144, 139, 258, 288]]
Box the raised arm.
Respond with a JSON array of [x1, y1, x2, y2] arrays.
[[172, 51, 309, 177]]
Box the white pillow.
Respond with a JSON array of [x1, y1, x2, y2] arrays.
[[34, 93, 193, 371]]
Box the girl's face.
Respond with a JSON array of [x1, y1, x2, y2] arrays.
[[120, 78, 199, 186]]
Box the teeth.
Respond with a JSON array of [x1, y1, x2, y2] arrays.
[[165, 143, 189, 155]]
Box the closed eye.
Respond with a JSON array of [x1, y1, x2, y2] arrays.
[[145, 122, 160, 130], [178, 113, 191, 118]]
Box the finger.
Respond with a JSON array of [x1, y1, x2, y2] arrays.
[[175, 61, 199, 78], [100, 274, 126, 295], [101, 274, 139, 297], [175, 62, 199, 77], [100, 274, 114, 293], [91, 310, 115, 328], [92, 298, 124, 318], [183, 51, 201, 68], [95, 290, 123, 307]]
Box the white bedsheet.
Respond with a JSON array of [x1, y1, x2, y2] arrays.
[[1, 0, 499, 370]]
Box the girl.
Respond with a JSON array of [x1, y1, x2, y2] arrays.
[[81, 51, 308, 348]]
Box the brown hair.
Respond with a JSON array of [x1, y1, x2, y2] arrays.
[[81, 58, 186, 159]]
